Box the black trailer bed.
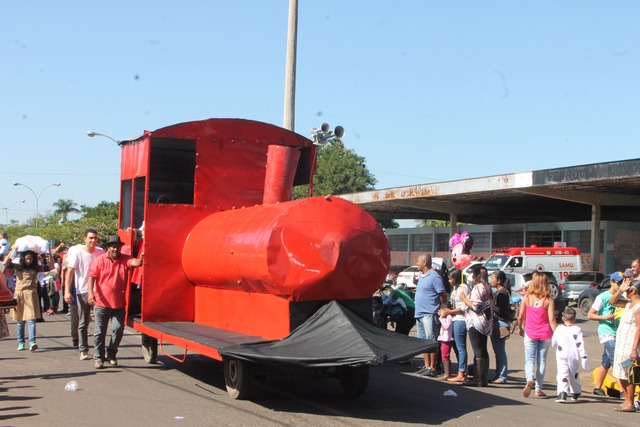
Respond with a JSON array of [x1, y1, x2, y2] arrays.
[[134, 319, 264, 349]]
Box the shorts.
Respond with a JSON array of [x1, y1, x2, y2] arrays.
[[601, 339, 615, 369], [416, 314, 439, 341]]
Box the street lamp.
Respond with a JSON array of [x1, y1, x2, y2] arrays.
[[12, 182, 62, 229], [87, 130, 123, 146], [0, 199, 25, 224]]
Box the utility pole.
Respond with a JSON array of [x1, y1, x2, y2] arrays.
[[283, 0, 298, 131]]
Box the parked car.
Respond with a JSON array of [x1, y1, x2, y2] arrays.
[[502, 268, 565, 321], [576, 277, 612, 316], [395, 266, 420, 289], [561, 272, 607, 303], [385, 265, 410, 285], [395, 258, 444, 289]]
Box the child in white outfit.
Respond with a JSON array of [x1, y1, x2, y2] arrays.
[[552, 307, 590, 402]]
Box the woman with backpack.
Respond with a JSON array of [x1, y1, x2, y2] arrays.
[[490, 270, 512, 384]]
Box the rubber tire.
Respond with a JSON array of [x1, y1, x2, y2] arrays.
[[223, 358, 253, 400], [579, 298, 592, 316], [549, 282, 560, 300], [141, 334, 158, 364], [338, 365, 369, 397]]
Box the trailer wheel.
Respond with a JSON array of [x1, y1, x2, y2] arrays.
[[223, 358, 253, 400], [338, 365, 369, 397], [141, 334, 158, 364]]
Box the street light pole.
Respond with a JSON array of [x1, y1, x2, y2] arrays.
[[86, 130, 123, 146], [0, 199, 26, 224], [12, 182, 62, 230]]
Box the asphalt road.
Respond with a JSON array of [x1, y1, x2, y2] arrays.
[[0, 309, 637, 427]]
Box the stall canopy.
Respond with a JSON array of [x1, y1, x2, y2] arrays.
[[220, 301, 437, 368]]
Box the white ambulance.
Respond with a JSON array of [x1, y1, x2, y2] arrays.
[[484, 245, 582, 287]]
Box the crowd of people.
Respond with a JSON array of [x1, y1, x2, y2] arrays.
[[375, 254, 640, 412], [0, 229, 142, 369]]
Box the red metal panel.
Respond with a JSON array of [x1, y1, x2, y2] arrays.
[[182, 196, 390, 301], [151, 119, 314, 211], [139, 204, 205, 322], [194, 288, 290, 340], [120, 139, 148, 179]]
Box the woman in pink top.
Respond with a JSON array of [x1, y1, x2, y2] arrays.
[[518, 273, 557, 398]]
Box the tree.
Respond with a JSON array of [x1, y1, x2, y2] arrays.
[[52, 199, 80, 223], [293, 139, 398, 229], [417, 219, 450, 227], [293, 139, 377, 198], [2, 200, 119, 248], [80, 201, 118, 219]]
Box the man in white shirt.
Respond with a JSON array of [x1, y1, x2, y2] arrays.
[[64, 228, 105, 360]]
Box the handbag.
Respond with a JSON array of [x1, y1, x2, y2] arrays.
[[628, 361, 640, 385]]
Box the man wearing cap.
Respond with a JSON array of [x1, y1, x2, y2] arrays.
[[87, 235, 143, 369], [587, 271, 628, 395]]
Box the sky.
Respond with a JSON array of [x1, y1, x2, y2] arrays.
[[2, 1, 638, 225]]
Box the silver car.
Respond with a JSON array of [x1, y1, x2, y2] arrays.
[[561, 272, 606, 303]]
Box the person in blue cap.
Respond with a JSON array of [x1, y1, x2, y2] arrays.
[[586, 271, 626, 396]]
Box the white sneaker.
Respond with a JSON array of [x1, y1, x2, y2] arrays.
[[80, 351, 91, 360]]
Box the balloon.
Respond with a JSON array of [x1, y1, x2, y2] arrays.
[[449, 232, 474, 270]]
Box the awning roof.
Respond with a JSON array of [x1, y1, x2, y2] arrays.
[[338, 158, 640, 224]]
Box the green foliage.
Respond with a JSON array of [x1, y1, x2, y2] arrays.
[[52, 199, 81, 223], [0, 200, 118, 248], [80, 201, 119, 218], [417, 219, 455, 227], [293, 139, 377, 199]]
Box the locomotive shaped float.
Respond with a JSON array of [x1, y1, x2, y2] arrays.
[[113, 118, 434, 398]]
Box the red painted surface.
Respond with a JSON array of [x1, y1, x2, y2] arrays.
[[117, 118, 390, 354], [194, 288, 291, 340], [183, 196, 389, 301]]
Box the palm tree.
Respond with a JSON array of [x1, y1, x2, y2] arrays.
[[52, 199, 80, 223]]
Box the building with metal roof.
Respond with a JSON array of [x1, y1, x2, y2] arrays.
[[339, 158, 640, 273]]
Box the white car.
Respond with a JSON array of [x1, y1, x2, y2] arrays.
[[395, 266, 420, 289], [395, 258, 444, 289]]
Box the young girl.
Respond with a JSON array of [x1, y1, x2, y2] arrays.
[[441, 268, 471, 383], [437, 301, 455, 380], [3, 247, 50, 351]]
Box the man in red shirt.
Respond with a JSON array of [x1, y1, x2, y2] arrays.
[[87, 235, 143, 369]]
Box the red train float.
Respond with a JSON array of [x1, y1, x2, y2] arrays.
[[113, 118, 432, 398]]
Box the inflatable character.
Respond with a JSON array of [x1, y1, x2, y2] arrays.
[[449, 231, 474, 271]]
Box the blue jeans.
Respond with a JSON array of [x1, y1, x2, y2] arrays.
[[601, 339, 615, 369], [77, 293, 92, 352], [524, 333, 551, 391], [17, 319, 37, 345], [453, 320, 468, 372], [490, 319, 509, 380], [416, 314, 438, 340], [93, 306, 125, 362]]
